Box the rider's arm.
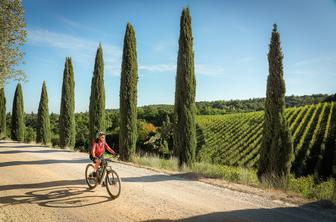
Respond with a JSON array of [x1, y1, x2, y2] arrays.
[[91, 141, 96, 158], [105, 143, 116, 155]]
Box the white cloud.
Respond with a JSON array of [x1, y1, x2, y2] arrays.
[[292, 56, 336, 67], [153, 41, 177, 53], [27, 29, 228, 77], [27, 28, 122, 75], [28, 29, 90, 49], [139, 63, 226, 77], [288, 56, 336, 78], [239, 56, 255, 63], [196, 64, 226, 76], [139, 64, 176, 72], [57, 16, 103, 34]]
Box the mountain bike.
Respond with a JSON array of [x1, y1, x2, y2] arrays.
[[85, 157, 121, 199]]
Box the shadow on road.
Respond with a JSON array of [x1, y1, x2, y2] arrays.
[[0, 179, 85, 191], [0, 149, 71, 154], [122, 172, 198, 183], [123, 174, 185, 183], [141, 201, 336, 222], [0, 141, 89, 167], [0, 179, 111, 208], [0, 158, 89, 168], [0, 141, 74, 154], [0, 141, 45, 148]]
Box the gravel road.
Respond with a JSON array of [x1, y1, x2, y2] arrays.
[[0, 141, 335, 222]]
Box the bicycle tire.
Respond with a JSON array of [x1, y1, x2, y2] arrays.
[[105, 169, 121, 199]]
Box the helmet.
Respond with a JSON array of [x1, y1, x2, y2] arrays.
[[96, 131, 105, 139]]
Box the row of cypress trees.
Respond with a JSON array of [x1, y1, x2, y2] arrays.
[[0, 9, 191, 164], [0, 8, 294, 185], [0, 81, 52, 144], [0, 22, 139, 158], [86, 23, 139, 161], [172, 9, 295, 186]]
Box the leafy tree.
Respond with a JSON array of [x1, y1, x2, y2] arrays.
[[257, 24, 294, 185], [11, 83, 25, 141], [75, 112, 89, 151], [0, 87, 6, 138], [106, 110, 119, 132], [119, 23, 138, 161], [89, 44, 105, 141], [173, 8, 196, 167], [59, 57, 76, 148], [25, 126, 36, 143], [36, 81, 51, 144], [0, 0, 27, 85], [50, 112, 60, 146]]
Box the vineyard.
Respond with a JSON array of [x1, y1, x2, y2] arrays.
[[196, 102, 336, 178]]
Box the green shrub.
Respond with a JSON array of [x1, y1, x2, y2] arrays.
[[313, 179, 335, 201], [24, 127, 36, 143], [288, 175, 335, 202], [51, 134, 60, 147], [191, 162, 259, 186], [288, 175, 315, 198], [131, 154, 179, 171]]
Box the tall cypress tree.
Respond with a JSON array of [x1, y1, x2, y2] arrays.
[[89, 44, 105, 141], [257, 24, 293, 185], [59, 57, 76, 148], [0, 88, 6, 138], [11, 83, 25, 142], [36, 81, 51, 145], [173, 8, 196, 167], [119, 23, 138, 161]]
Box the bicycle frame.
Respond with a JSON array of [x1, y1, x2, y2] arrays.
[[97, 158, 113, 184]]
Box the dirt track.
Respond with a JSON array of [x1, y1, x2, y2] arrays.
[[0, 141, 335, 222]]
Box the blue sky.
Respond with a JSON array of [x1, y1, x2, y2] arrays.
[[4, 0, 336, 113]]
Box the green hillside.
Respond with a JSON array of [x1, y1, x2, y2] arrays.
[[196, 102, 336, 178]]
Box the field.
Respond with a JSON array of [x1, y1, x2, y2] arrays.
[[196, 102, 336, 178]]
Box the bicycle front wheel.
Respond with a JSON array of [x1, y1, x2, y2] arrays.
[[105, 169, 121, 199]]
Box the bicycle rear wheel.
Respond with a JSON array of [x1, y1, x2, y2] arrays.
[[105, 169, 121, 199], [85, 164, 98, 189]]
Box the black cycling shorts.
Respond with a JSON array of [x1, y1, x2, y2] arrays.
[[89, 154, 102, 163]]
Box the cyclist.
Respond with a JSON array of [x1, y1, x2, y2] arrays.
[[90, 131, 117, 176]]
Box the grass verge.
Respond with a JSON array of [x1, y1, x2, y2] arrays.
[[129, 154, 336, 205]]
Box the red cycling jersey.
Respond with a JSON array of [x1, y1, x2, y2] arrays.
[[91, 141, 112, 157]]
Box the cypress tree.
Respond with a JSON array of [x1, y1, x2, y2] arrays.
[[0, 88, 6, 138], [89, 44, 105, 141], [59, 57, 76, 148], [36, 81, 51, 144], [119, 23, 138, 161], [257, 24, 294, 185], [11, 83, 25, 142], [173, 8, 196, 167]]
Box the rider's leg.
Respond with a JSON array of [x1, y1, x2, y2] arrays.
[[94, 159, 101, 170]]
